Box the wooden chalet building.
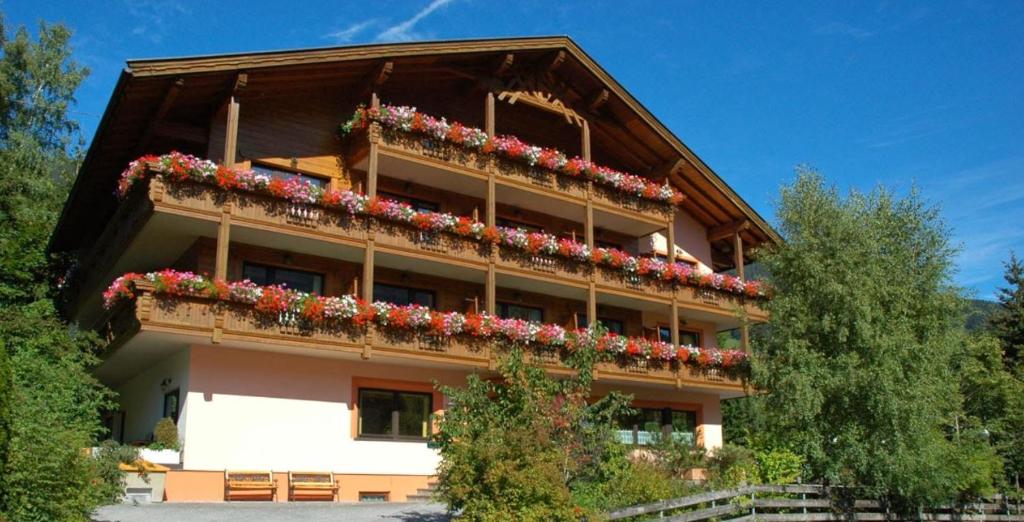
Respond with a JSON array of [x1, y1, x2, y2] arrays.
[[50, 36, 779, 502]]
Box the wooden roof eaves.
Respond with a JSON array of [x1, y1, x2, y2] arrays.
[[123, 36, 780, 246]]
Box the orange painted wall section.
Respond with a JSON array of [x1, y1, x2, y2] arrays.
[[164, 470, 432, 502]]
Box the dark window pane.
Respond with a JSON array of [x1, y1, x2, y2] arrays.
[[658, 326, 672, 343], [601, 319, 624, 335], [373, 283, 435, 308], [252, 164, 327, 189], [670, 410, 697, 446], [497, 302, 543, 322], [680, 330, 701, 347], [243, 263, 323, 294], [496, 218, 543, 234], [163, 390, 180, 422], [397, 392, 431, 437], [596, 240, 622, 250], [358, 390, 394, 436], [378, 191, 439, 213]]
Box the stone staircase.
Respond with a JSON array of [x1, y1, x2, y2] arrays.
[[406, 480, 439, 502]]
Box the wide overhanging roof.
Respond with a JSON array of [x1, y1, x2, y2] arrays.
[[51, 36, 780, 260]]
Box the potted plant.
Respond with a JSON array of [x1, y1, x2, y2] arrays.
[[139, 417, 181, 465]]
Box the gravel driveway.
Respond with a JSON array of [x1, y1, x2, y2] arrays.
[[93, 502, 451, 522]]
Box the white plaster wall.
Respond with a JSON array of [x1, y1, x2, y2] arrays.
[[182, 345, 469, 475], [116, 347, 191, 444]]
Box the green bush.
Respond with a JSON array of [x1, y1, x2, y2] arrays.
[[755, 447, 804, 484], [705, 444, 758, 488], [91, 441, 141, 505], [150, 418, 179, 451]]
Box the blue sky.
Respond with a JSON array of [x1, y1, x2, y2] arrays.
[[6, 1, 1023, 298]]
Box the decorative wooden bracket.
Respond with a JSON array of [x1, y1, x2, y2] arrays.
[[494, 53, 514, 77], [212, 310, 225, 344], [587, 88, 609, 113], [360, 61, 393, 102], [707, 219, 751, 242]]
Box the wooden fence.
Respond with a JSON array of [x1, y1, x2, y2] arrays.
[[606, 484, 1024, 521]]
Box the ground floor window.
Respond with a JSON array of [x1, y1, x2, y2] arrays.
[[616, 407, 697, 446], [357, 388, 433, 441]]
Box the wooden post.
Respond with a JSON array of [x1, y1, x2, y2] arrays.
[[733, 231, 745, 280], [366, 92, 381, 198], [666, 216, 676, 263], [486, 264, 496, 314], [581, 120, 591, 161], [485, 92, 495, 136], [584, 201, 594, 250], [670, 301, 680, 347], [224, 96, 240, 166], [587, 283, 597, 328], [215, 204, 232, 280]]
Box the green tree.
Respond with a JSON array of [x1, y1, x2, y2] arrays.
[[753, 170, 996, 510], [991, 252, 1024, 371], [0, 14, 116, 521], [433, 346, 633, 521]]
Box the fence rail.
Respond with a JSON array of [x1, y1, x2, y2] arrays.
[[606, 484, 1024, 521]]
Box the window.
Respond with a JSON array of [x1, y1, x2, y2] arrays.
[[496, 217, 543, 234], [579, 316, 625, 335], [497, 302, 544, 322], [378, 191, 439, 213], [243, 262, 324, 294], [657, 326, 701, 347], [373, 283, 435, 308], [251, 163, 327, 189], [359, 492, 389, 503], [357, 389, 433, 440], [595, 239, 622, 251], [616, 407, 697, 446], [163, 389, 180, 423]]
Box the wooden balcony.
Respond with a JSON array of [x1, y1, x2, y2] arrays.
[[373, 128, 670, 224], [106, 285, 745, 392], [86, 176, 766, 327]]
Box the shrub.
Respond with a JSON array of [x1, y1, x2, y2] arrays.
[[150, 417, 179, 450], [91, 441, 141, 505], [433, 346, 633, 521], [755, 447, 804, 484], [705, 444, 758, 488]]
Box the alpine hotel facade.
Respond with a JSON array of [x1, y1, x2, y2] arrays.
[[51, 37, 779, 502]]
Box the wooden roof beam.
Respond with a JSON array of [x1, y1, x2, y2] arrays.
[[587, 88, 609, 113], [494, 53, 514, 76], [359, 61, 393, 102], [133, 77, 184, 156], [649, 157, 686, 183], [544, 50, 566, 73], [707, 219, 751, 242]]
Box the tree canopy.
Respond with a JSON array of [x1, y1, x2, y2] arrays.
[[751, 170, 1003, 509]]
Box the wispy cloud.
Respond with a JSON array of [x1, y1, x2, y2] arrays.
[[814, 21, 875, 39], [322, 19, 379, 44], [124, 0, 190, 44], [922, 157, 1024, 297], [376, 0, 454, 42]]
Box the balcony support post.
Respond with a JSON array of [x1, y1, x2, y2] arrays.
[[581, 120, 591, 161], [666, 215, 676, 264], [485, 91, 495, 136], [734, 232, 751, 352], [215, 203, 232, 280], [584, 183, 594, 250], [223, 73, 246, 166], [362, 241, 375, 359], [670, 301, 680, 347], [486, 265, 496, 315], [366, 94, 381, 199], [587, 283, 597, 331]]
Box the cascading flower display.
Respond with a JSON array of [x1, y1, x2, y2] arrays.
[[116, 152, 768, 298], [340, 104, 685, 206], [103, 270, 749, 373]]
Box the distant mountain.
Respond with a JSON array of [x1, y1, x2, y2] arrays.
[[966, 299, 999, 332]]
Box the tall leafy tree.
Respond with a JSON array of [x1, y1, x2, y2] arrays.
[[753, 170, 998, 510], [0, 14, 115, 521], [991, 252, 1024, 371]]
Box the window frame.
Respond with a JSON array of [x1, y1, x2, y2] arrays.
[[656, 324, 702, 347], [378, 190, 440, 214], [496, 216, 545, 234], [242, 261, 325, 295], [356, 388, 434, 442], [250, 161, 330, 189], [163, 388, 181, 423], [496, 301, 545, 322], [579, 315, 625, 335], [617, 406, 698, 447], [372, 282, 437, 309]]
